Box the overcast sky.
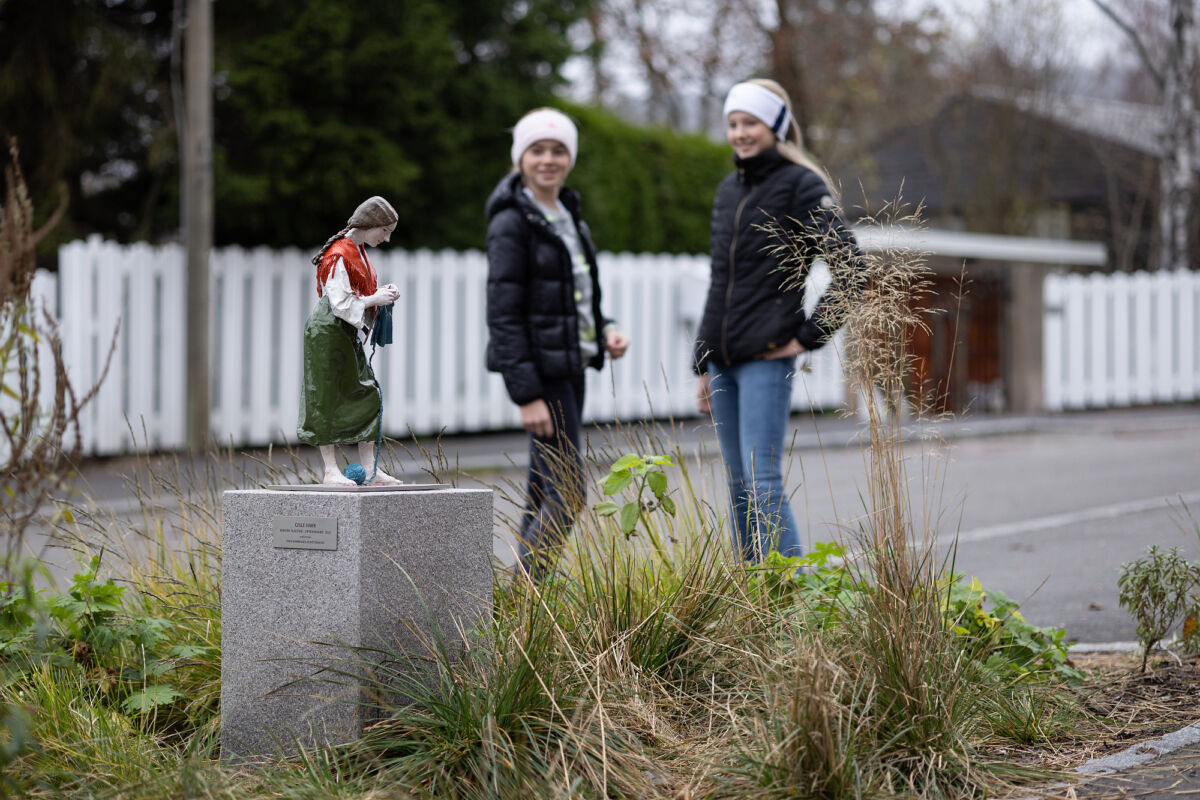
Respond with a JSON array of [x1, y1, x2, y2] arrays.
[[922, 0, 1128, 67], [562, 0, 1140, 119]]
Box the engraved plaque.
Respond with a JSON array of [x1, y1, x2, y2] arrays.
[[273, 516, 338, 550]]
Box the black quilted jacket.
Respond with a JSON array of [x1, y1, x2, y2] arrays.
[[693, 147, 864, 373], [485, 173, 613, 406]]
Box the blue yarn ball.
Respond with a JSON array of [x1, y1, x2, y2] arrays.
[[343, 463, 367, 485]]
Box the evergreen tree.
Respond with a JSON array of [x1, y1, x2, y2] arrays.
[[0, 0, 729, 255], [0, 0, 177, 250], [214, 0, 590, 250]]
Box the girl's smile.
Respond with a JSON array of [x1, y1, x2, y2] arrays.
[[520, 139, 571, 198], [726, 111, 775, 159]]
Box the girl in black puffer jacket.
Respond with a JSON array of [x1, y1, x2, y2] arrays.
[[695, 79, 864, 564], [486, 108, 630, 580]]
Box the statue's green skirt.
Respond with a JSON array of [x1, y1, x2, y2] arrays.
[[296, 296, 381, 446]]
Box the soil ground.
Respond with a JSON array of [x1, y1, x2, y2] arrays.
[[997, 652, 1200, 798]]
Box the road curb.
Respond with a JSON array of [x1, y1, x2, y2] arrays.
[[1068, 641, 1141, 653], [1007, 643, 1199, 798], [1006, 721, 1200, 800], [1073, 722, 1200, 775]]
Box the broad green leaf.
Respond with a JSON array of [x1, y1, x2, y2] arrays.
[[660, 496, 676, 517], [123, 685, 182, 714], [135, 659, 176, 679], [602, 470, 634, 496], [168, 644, 213, 659], [647, 470, 667, 498], [594, 501, 620, 517], [610, 454, 640, 473], [619, 503, 639, 535]]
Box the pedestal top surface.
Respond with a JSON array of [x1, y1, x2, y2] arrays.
[[260, 483, 452, 492]]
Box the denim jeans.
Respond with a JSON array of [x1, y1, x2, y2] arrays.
[[516, 374, 586, 581], [707, 358, 802, 561]]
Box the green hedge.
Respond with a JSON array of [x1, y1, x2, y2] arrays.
[[561, 104, 731, 255]]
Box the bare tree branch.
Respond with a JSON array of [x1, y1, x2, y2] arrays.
[[1, 140, 115, 579], [1091, 0, 1166, 88]]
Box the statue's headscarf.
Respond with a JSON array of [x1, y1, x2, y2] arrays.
[[312, 196, 399, 266]]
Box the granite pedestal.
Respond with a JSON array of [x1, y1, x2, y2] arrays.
[[220, 487, 492, 761]]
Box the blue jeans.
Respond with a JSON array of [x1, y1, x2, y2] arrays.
[[708, 358, 802, 562]]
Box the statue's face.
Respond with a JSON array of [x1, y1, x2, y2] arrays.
[[363, 223, 396, 247]]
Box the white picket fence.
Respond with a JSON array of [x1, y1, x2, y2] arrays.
[[20, 239, 1199, 456], [1044, 269, 1200, 410], [35, 237, 844, 455]]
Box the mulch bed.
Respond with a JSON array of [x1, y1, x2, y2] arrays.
[[992, 651, 1200, 797]]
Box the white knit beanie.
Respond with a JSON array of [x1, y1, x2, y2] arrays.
[[511, 109, 578, 167], [723, 82, 791, 139]]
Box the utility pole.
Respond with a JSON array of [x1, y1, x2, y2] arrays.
[[184, 0, 212, 452]]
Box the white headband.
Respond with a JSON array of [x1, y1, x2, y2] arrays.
[[723, 82, 791, 139], [511, 109, 578, 167]]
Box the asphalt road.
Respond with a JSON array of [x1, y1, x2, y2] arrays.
[[19, 404, 1200, 645]]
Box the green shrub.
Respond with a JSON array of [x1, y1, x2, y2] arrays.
[[945, 576, 1082, 683], [0, 556, 215, 732], [564, 103, 730, 254], [1118, 544, 1200, 671], [594, 452, 676, 538], [740, 546, 1079, 684]]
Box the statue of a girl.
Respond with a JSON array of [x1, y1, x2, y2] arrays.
[[297, 196, 402, 486]]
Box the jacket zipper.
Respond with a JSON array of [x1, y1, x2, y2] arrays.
[[528, 210, 584, 370], [721, 179, 752, 365]]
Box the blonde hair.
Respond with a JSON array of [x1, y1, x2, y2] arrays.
[[745, 78, 837, 199]]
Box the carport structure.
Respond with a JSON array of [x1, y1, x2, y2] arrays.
[[856, 226, 1107, 413]]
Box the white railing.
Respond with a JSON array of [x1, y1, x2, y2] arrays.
[[43, 238, 844, 455], [1044, 270, 1200, 410]]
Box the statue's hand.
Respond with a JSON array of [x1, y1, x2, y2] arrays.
[[365, 284, 400, 307]]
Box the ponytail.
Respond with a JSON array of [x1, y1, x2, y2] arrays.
[[747, 78, 838, 201], [312, 227, 351, 267]]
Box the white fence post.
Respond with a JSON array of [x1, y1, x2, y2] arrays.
[[1110, 271, 1132, 407], [1152, 270, 1173, 402], [1182, 270, 1198, 400], [1043, 274, 1064, 412], [1064, 274, 1087, 409]]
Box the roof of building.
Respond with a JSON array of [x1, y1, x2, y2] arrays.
[[836, 89, 1165, 221], [855, 224, 1107, 266], [970, 86, 1165, 157]]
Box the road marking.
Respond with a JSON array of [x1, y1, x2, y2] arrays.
[[955, 489, 1200, 544]]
